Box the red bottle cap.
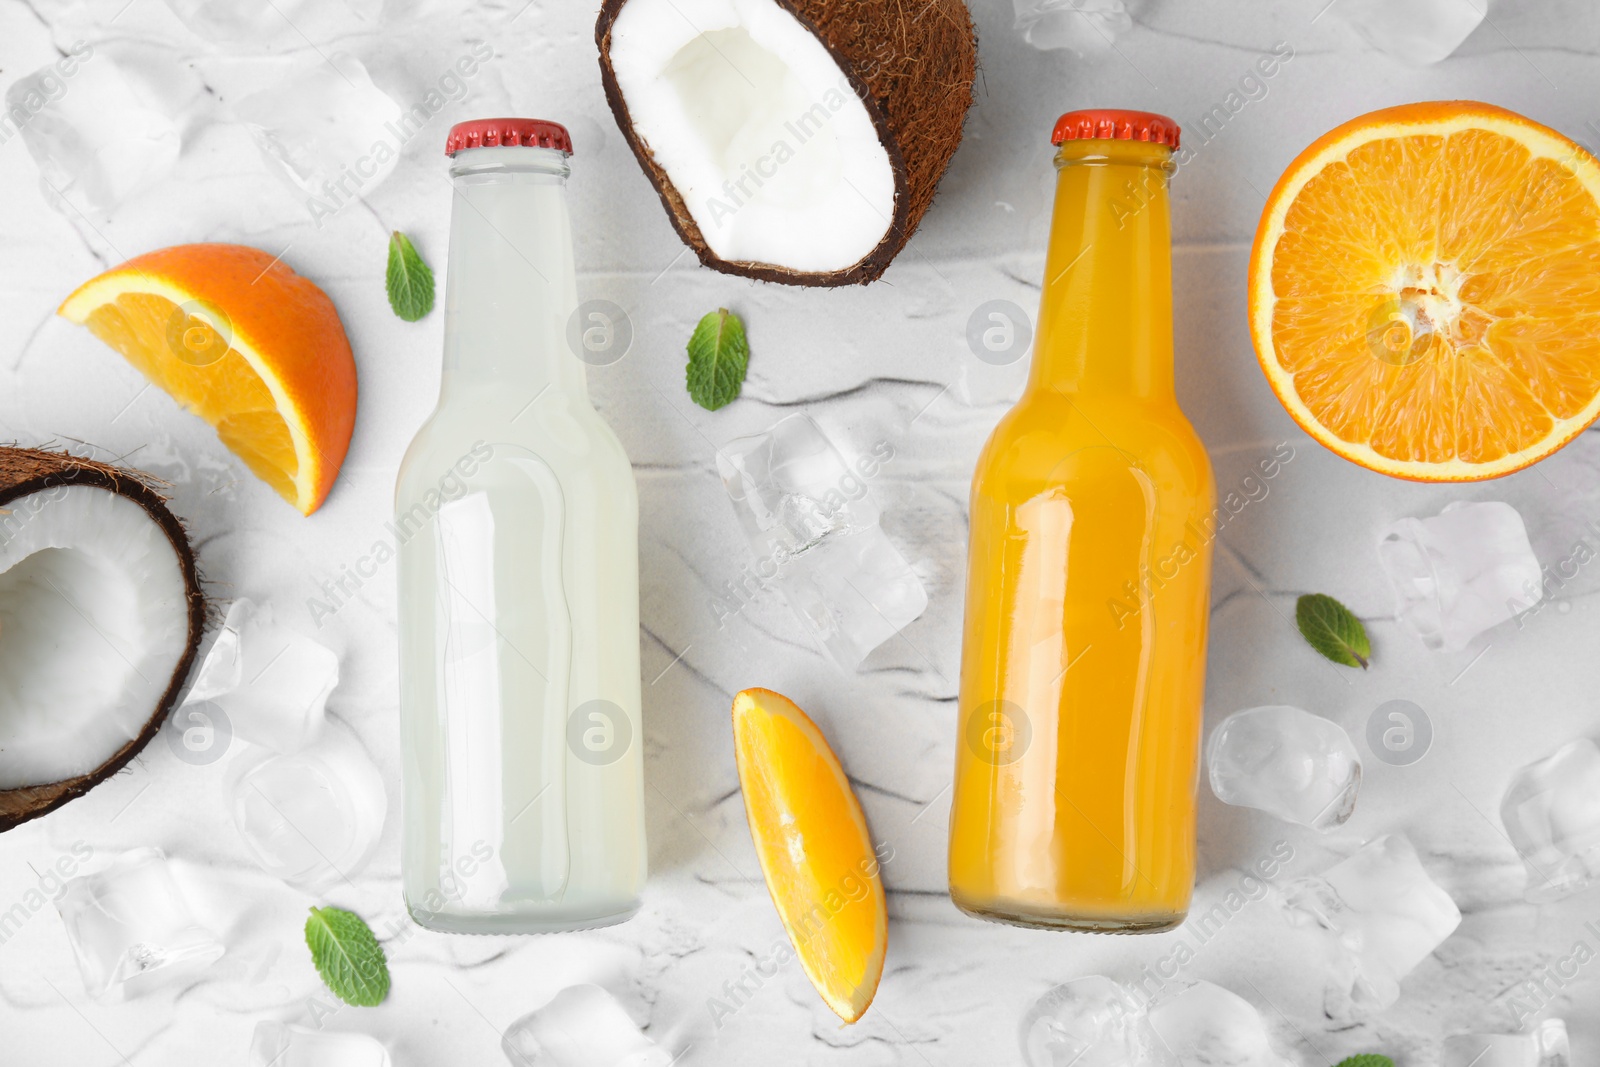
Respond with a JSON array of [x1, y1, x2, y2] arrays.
[[445, 118, 573, 157], [1051, 109, 1180, 150]]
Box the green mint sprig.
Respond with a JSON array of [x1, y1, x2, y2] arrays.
[[1333, 1056, 1394, 1067], [386, 231, 435, 322], [686, 307, 749, 411], [305, 905, 390, 1007], [1296, 593, 1371, 669]]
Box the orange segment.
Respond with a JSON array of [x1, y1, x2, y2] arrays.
[[1249, 101, 1600, 481], [731, 688, 887, 1024], [58, 243, 358, 514]]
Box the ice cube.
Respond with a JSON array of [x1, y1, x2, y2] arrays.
[[233, 53, 404, 213], [1377, 500, 1542, 652], [248, 1021, 392, 1067], [183, 598, 337, 753], [1281, 834, 1461, 1016], [1500, 739, 1600, 903], [224, 722, 387, 892], [4, 55, 181, 216], [1020, 977, 1290, 1066], [716, 415, 928, 669], [1444, 1019, 1570, 1067], [1019, 975, 1170, 1067], [162, 0, 385, 52], [1014, 0, 1134, 54], [718, 413, 874, 543], [1330, 0, 1486, 66], [1147, 981, 1289, 1067], [55, 848, 225, 1001], [1208, 706, 1362, 830], [502, 984, 673, 1067], [778, 525, 931, 670]]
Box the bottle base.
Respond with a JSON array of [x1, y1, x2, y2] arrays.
[[951, 891, 1185, 934], [406, 900, 641, 935]]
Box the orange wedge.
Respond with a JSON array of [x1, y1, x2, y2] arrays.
[[59, 243, 358, 514], [731, 688, 887, 1024], [1249, 101, 1600, 480]]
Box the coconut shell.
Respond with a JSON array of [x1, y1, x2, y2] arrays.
[[597, 0, 978, 286], [0, 447, 205, 831]]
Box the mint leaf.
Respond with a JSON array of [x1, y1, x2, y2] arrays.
[[1333, 1057, 1394, 1067], [386, 231, 435, 322], [685, 307, 749, 411], [1296, 593, 1371, 669], [305, 906, 390, 1007]]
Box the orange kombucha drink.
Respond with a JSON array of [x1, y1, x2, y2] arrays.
[[948, 110, 1214, 932]]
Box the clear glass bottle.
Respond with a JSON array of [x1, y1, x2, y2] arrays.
[[395, 119, 646, 933]]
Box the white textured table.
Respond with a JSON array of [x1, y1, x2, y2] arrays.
[[2, 1, 1598, 1063]]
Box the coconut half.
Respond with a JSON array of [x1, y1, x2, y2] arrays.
[[0, 448, 204, 830], [597, 0, 977, 285]]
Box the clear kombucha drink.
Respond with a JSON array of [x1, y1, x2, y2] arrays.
[[395, 119, 646, 933]]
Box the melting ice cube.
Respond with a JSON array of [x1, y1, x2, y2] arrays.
[[224, 722, 387, 892], [1377, 500, 1542, 652], [1330, 0, 1486, 66], [502, 985, 673, 1067], [4, 55, 181, 215], [233, 53, 404, 211], [1281, 834, 1461, 1017], [1020, 977, 1287, 1066], [1208, 706, 1362, 830], [717, 415, 928, 670], [1147, 981, 1290, 1067], [1019, 975, 1167, 1066], [1014, 0, 1134, 54], [184, 598, 337, 753], [1444, 1018, 1570, 1067], [248, 1021, 392, 1067], [1500, 738, 1600, 903], [55, 848, 225, 1000]]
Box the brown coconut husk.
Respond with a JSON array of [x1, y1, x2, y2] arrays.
[[0, 447, 205, 831], [596, 0, 978, 286]]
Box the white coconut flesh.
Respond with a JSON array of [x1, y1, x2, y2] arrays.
[[0, 486, 189, 789], [608, 0, 896, 272]]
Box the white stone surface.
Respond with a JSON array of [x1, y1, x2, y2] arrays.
[[2, 0, 1599, 1063]]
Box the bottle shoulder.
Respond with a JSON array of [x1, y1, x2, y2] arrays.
[[396, 391, 635, 504], [976, 391, 1214, 496]]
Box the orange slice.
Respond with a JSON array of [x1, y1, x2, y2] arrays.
[[59, 243, 358, 514], [1249, 101, 1600, 480], [731, 688, 887, 1023]]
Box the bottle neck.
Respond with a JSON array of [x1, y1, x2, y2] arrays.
[[1027, 139, 1175, 400], [441, 146, 586, 400]]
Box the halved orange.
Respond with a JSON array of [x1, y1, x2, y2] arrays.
[[1249, 101, 1600, 480], [59, 243, 358, 514], [731, 688, 887, 1023]]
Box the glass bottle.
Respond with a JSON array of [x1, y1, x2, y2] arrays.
[[949, 110, 1215, 932], [395, 118, 646, 933]]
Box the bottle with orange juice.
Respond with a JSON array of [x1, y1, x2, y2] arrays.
[[949, 110, 1215, 932]]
